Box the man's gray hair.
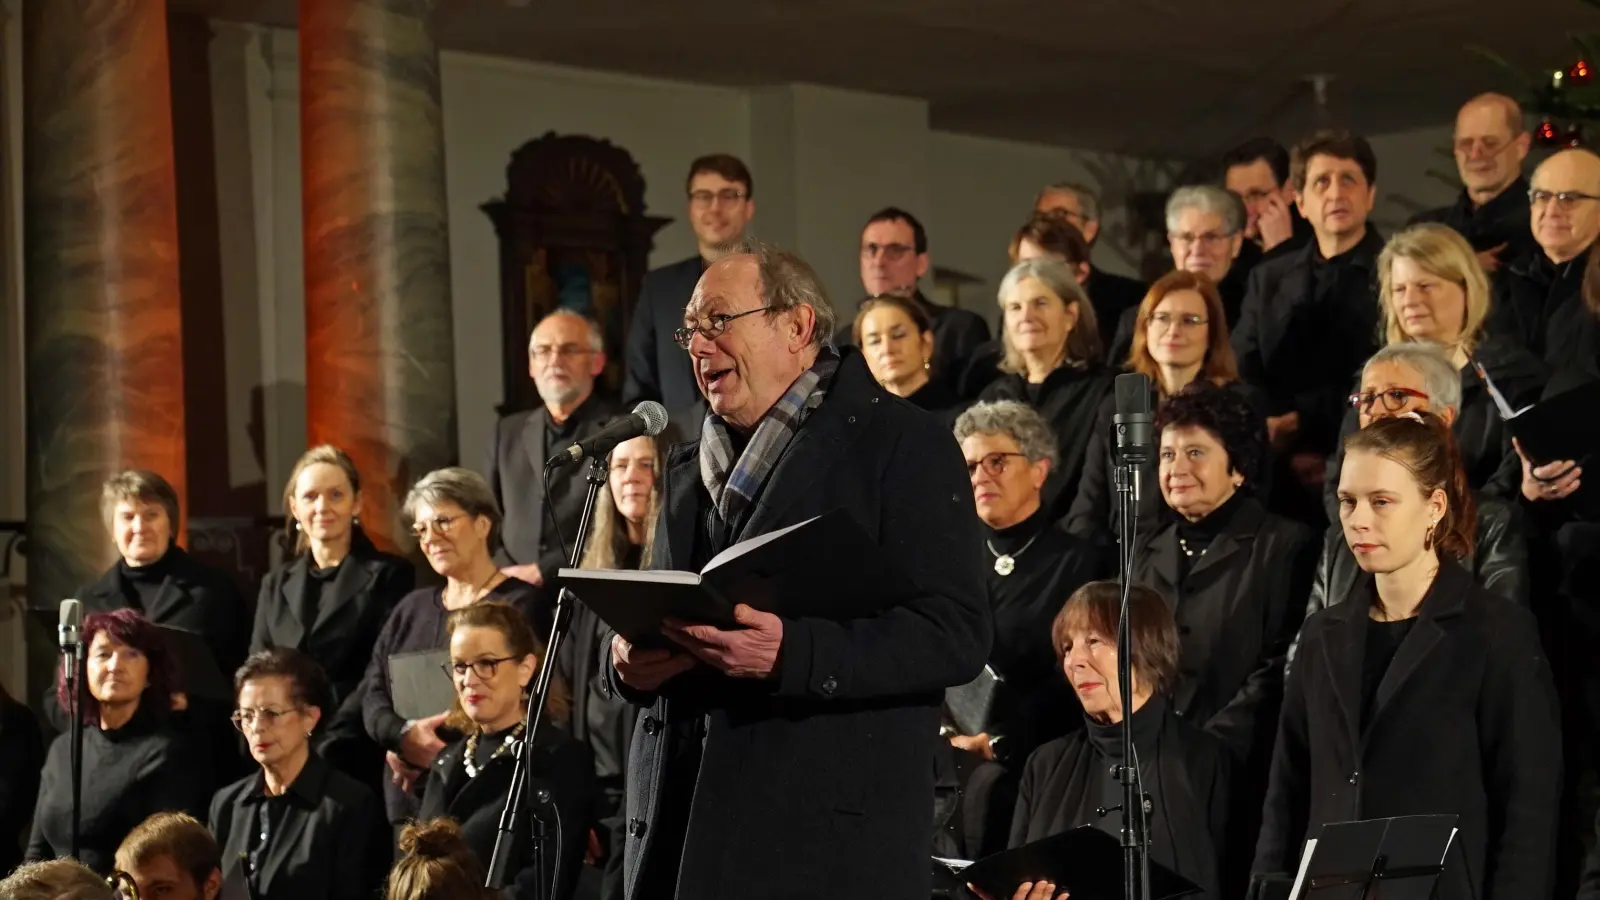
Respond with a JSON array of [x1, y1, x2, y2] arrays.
[[528, 308, 605, 354], [953, 400, 1060, 468], [1166, 185, 1245, 235], [0, 859, 115, 900], [727, 238, 837, 349], [403, 466, 503, 552], [1039, 182, 1100, 221], [1363, 342, 1462, 415]]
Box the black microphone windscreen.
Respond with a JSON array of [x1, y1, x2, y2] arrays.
[[1114, 372, 1153, 416]]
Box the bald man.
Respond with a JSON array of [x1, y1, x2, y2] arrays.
[[1410, 93, 1534, 274], [1493, 147, 1600, 370]]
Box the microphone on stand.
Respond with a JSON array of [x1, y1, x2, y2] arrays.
[[545, 401, 669, 470], [58, 599, 85, 860], [1112, 373, 1155, 503]]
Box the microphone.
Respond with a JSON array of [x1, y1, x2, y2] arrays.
[[58, 599, 82, 655], [545, 401, 669, 470], [1112, 372, 1155, 502]]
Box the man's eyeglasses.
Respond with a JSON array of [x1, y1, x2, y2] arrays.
[[1529, 189, 1600, 210], [860, 242, 915, 262], [230, 707, 303, 731], [1148, 311, 1208, 330], [1349, 387, 1429, 413], [529, 343, 592, 361], [411, 513, 465, 538], [1168, 231, 1235, 247], [444, 656, 518, 681], [965, 452, 1027, 478], [689, 188, 747, 207], [672, 306, 769, 350]]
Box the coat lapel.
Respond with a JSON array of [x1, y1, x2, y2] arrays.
[[1144, 526, 1181, 596], [1185, 500, 1264, 581], [311, 555, 376, 633], [1319, 595, 1366, 745], [1365, 562, 1470, 735], [523, 411, 548, 477], [657, 445, 702, 572], [280, 558, 311, 647]]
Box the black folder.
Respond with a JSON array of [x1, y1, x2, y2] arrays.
[[945, 664, 1003, 736], [933, 826, 1201, 900], [389, 648, 455, 721], [1286, 814, 1459, 900], [1504, 380, 1600, 468], [558, 510, 900, 648]]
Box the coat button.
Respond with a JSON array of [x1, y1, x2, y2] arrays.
[[1349, 771, 1359, 785], [628, 818, 647, 838], [820, 676, 838, 695], [848, 415, 857, 424], [642, 715, 660, 735], [871, 397, 879, 403]]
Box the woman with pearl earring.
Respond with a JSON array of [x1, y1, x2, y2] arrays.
[[1253, 412, 1561, 900], [251, 445, 414, 789]]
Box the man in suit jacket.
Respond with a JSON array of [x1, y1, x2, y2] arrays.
[[603, 242, 991, 899], [836, 207, 991, 398], [488, 310, 624, 591], [624, 153, 755, 425]]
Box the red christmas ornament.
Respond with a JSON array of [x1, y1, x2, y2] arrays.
[[1571, 59, 1594, 85], [1536, 118, 1562, 146]]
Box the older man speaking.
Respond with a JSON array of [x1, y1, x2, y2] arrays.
[[602, 242, 990, 899]]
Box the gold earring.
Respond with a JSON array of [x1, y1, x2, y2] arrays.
[[1424, 518, 1438, 550], [923, 358, 932, 371]]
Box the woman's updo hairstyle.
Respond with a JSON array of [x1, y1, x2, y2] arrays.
[[1342, 410, 1477, 560], [386, 818, 496, 900]]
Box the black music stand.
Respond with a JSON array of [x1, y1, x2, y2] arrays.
[[1288, 814, 1465, 900]]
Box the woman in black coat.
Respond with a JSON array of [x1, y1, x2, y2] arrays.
[[210, 648, 388, 900], [1000, 581, 1230, 900], [0, 682, 43, 875], [253, 445, 414, 783], [27, 609, 210, 874], [1067, 270, 1267, 557], [420, 601, 594, 900], [978, 258, 1114, 523], [362, 467, 543, 827], [1254, 413, 1562, 900], [852, 295, 966, 425]]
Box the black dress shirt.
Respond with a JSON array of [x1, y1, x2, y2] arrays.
[[210, 754, 388, 900], [26, 705, 208, 874]]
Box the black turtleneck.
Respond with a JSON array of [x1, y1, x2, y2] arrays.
[[118, 546, 177, 610], [1086, 693, 1169, 842], [980, 507, 1102, 761], [1173, 489, 1247, 583], [300, 554, 344, 625]]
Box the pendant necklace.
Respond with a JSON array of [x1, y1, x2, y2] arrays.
[[463, 721, 525, 779], [986, 532, 1041, 577], [1178, 536, 1209, 559]]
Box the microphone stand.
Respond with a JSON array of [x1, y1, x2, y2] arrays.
[[486, 456, 608, 900], [1113, 460, 1152, 900], [67, 640, 85, 858]]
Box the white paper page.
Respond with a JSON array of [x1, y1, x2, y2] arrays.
[[1288, 838, 1318, 900]]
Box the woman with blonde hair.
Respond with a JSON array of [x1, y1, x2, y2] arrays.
[[251, 445, 414, 784], [386, 818, 498, 900], [1320, 223, 1547, 518], [419, 602, 594, 900], [977, 258, 1114, 522]]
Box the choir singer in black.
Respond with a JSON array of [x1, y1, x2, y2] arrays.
[[602, 241, 990, 900]]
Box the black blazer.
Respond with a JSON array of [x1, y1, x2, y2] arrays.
[[252, 534, 413, 758], [1254, 560, 1561, 900], [1409, 178, 1537, 275], [1130, 497, 1316, 760], [604, 350, 992, 900], [623, 255, 708, 422], [419, 729, 596, 900], [1084, 265, 1148, 353], [209, 754, 388, 900], [0, 695, 43, 875], [978, 366, 1115, 526], [486, 394, 625, 574]]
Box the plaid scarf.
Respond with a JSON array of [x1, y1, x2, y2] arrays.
[[700, 347, 841, 535]]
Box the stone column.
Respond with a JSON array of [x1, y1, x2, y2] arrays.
[[23, 1, 187, 616], [300, 0, 456, 553]]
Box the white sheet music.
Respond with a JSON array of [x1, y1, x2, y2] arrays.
[[1288, 839, 1317, 900], [1471, 357, 1533, 420]]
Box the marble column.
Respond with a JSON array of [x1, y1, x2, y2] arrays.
[[300, 0, 456, 554], [23, 2, 187, 615]]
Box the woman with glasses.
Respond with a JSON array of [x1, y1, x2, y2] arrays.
[[251, 446, 414, 788], [27, 609, 208, 874], [851, 295, 964, 424], [209, 648, 387, 900], [977, 258, 1114, 524], [419, 602, 594, 900], [1323, 224, 1547, 521], [1066, 270, 1264, 554], [947, 401, 1101, 856], [360, 467, 543, 829]]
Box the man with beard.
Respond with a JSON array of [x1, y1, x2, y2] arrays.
[[625, 154, 755, 424], [487, 309, 623, 595]]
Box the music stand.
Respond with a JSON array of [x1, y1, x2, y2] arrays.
[[1288, 814, 1465, 900]]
